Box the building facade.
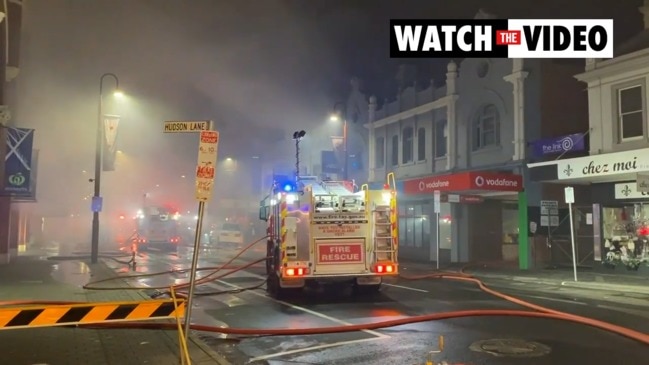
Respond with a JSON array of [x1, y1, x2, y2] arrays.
[[528, 3, 649, 275], [0, 0, 25, 263], [365, 53, 587, 268]]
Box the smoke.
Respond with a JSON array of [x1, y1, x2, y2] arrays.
[[14, 0, 343, 219]]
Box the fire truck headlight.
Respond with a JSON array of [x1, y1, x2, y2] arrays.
[[286, 194, 297, 204], [270, 199, 277, 206]]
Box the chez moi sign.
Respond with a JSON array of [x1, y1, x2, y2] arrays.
[[555, 148, 649, 180]]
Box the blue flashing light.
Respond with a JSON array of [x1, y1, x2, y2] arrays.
[[283, 183, 294, 192]]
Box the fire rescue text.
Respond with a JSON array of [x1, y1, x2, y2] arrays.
[[318, 244, 362, 263], [389, 19, 614, 59]]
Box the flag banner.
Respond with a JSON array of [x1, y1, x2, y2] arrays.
[[331, 136, 345, 170], [102, 114, 120, 172], [321, 150, 339, 173], [2, 127, 34, 197]]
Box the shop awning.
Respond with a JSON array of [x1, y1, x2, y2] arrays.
[[402, 170, 523, 195], [527, 147, 649, 185]]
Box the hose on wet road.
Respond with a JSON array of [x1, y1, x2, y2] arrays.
[[4, 235, 649, 347]]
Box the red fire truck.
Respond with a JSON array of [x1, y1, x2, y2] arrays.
[[258, 174, 399, 298]]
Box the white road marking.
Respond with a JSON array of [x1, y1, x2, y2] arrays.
[[523, 295, 586, 305], [215, 279, 389, 339], [597, 304, 649, 319], [383, 283, 428, 293], [247, 336, 385, 362]]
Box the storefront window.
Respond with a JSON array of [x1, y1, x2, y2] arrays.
[[406, 206, 414, 245], [602, 204, 649, 270], [398, 203, 430, 248], [414, 205, 423, 247]]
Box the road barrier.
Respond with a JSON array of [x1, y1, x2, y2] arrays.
[[0, 298, 186, 330]]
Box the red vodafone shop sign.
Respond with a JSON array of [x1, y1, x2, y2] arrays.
[[403, 171, 523, 195]]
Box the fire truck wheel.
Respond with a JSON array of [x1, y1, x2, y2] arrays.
[[353, 283, 381, 296], [266, 272, 295, 299]]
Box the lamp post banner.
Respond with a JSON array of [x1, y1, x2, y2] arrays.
[[1, 127, 34, 197], [102, 114, 120, 172]]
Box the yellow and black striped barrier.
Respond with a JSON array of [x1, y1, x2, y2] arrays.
[[0, 299, 186, 330]]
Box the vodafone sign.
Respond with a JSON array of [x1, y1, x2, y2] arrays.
[[471, 173, 522, 191], [404, 171, 523, 195]]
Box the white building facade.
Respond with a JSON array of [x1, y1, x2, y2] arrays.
[[528, 17, 649, 275], [529, 40, 649, 273], [365, 57, 551, 268]]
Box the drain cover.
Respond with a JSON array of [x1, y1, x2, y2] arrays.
[[469, 338, 551, 358]]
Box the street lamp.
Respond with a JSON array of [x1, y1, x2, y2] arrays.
[[330, 102, 348, 180], [292, 130, 306, 181], [90, 73, 121, 264]]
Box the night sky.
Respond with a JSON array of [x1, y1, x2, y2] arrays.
[[15, 0, 645, 215]]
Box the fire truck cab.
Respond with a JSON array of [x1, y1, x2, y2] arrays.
[[259, 174, 399, 298]]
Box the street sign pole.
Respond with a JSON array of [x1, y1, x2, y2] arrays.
[[433, 190, 441, 270], [564, 186, 578, 282], [161, 119, 216, 341], [184, 199, 206, 341]]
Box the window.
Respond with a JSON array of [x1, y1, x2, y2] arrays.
[[222, 223, 241, 232], [417, 127, 426, 161], [402, 127, 413, 163], [375, 137, 385, 168], [398, 203, 430, 249], [618, 86, 644, 141], [602, 204, 649, 268], [435, 120, 447, 158], [391, 135, 399, 166], [473, 105, 500, 150]]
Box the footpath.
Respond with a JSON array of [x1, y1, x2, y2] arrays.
[[0, 251, 229, 365], [399, 260, 649, 295]]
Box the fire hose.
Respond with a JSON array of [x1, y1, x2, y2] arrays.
[[1, 235, 648, 347]]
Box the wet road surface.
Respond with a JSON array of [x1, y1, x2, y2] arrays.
[[94, 244, 649, 365]]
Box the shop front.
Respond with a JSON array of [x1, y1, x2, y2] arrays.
[[395, 170, 525, 265], [528, 147, 649, 275], [592, 182, 649, 273]]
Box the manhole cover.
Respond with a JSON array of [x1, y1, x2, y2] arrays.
[[469, 338, 551, 358]]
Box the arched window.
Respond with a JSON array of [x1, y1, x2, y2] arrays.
[[417, 127, 426, 161], [402, 127, 413, 163], [473, 105, 500, 150]]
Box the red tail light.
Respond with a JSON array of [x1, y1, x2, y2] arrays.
[[284, 267, 307, 277], [374, 263, 395, 274]]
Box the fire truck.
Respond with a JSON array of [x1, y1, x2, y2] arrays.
[[258, 174, 399, 298], [135, 205, 182, 251]]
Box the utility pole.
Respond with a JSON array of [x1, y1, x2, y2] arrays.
[[0, 3, 11, 263]]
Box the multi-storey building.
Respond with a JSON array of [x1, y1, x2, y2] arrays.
[[364, 20, 588, 267], [528, 2, 649, 275]]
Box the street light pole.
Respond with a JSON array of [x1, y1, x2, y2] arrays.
[[332, 102, 348, 180], [91, 73, 119, 264]]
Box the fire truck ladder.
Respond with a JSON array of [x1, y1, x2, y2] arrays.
[[321, 181, 352, 196], [372, 205, 396, 262]]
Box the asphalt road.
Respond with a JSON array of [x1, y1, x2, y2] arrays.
[[101, 243, 649, 365]]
